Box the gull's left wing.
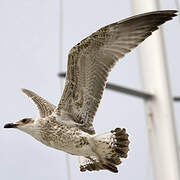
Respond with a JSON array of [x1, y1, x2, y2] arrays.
[[21, 88, 56, 118], [55, 10, 177, 134]]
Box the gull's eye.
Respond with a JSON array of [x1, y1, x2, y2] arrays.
[[21, 118, 30, 124]]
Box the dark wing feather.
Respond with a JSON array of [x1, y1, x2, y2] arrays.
[[55, 10, 177, 133]]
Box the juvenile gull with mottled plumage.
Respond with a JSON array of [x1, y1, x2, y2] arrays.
[[4, 10, 177, 173]]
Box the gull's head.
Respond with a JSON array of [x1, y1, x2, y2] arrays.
[[4, 118, 38, 136]]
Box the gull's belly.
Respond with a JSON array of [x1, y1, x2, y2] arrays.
[[54, 142, 94, 156]]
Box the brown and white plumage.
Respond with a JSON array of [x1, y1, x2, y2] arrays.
[[21, 88, 56, 117], [55, 10, 177, 133], [4, 10, 177, 173]]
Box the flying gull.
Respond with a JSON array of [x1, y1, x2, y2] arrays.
[[4, 10, 177, 173]]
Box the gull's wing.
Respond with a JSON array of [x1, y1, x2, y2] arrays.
[[22, 88, 56, 118], [78, 156, 104, 172], [78, 156, 121, 172], [55, 10, 177, 132]]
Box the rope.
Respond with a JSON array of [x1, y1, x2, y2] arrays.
[[59, 0, 71, 180]]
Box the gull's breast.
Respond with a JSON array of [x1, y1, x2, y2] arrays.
[[39, 121, 94, 156]]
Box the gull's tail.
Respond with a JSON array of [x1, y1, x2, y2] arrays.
[[79, 128, 130, 173]]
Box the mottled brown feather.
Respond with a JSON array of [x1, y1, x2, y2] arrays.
[[56, 10, 177, 130], [22, 88, 56, 118]]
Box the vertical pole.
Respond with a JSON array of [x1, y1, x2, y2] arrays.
[[59, 1, 71, 180], [132, 0, 180, 180]]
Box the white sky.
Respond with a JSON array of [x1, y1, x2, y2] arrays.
[[0, 0, 179, 180]]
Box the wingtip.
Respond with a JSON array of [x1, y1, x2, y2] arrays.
[[163, 10, 178, 17], [21, 88, 32, 96], [145, 10, 178, 16], [169, 10, 178, 16], [21, 88, 27, 93], [150, 10, 178, 17]]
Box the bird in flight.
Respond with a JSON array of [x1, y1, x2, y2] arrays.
[[4, 10, 177, 173]]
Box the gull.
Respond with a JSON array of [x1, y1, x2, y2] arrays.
[[4, 10, 177, 173]]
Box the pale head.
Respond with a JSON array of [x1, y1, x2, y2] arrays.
[[4, 118, 40, 138]]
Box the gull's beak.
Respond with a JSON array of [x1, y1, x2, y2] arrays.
[[4, 123, 17, 128]]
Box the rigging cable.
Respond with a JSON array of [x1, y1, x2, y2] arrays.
[[59, 1, 71, 180]]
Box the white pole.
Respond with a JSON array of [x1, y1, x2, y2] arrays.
[[132, 1, 180, 180]]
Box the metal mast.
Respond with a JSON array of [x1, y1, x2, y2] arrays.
[[132, 0, 180, 180]]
